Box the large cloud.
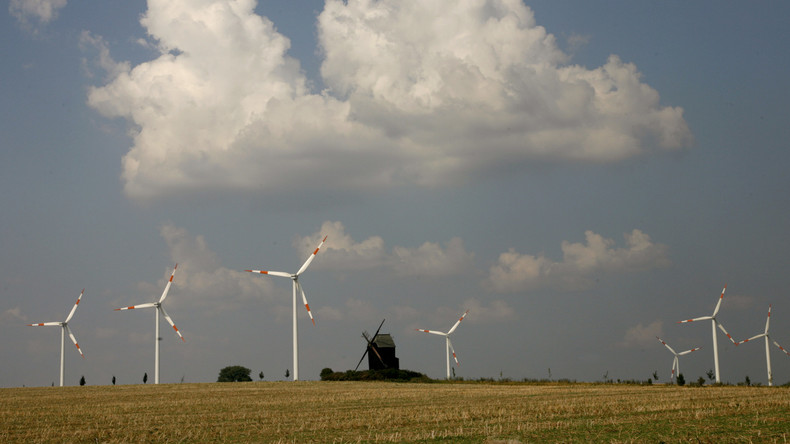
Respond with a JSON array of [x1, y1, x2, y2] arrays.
[[86, 0, 692, 200], [295, 221, 474, 277], [488, 229, 671, 292]]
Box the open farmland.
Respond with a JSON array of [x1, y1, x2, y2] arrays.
[[2, 381, 789, 443]]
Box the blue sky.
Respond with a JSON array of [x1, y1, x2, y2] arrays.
[[2, 0, 789, 387]]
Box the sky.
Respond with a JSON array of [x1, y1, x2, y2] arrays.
[[2, 0, 789, 387]]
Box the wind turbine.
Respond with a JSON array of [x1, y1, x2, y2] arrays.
[[246, 235, 327, 381], [415, 309, 469, 380], [115, 264, 184, 385], [656, 336, 701, 383], [735, 305, 790, 386], [27, 289, 85, 386], [678, 285, 736, 383]]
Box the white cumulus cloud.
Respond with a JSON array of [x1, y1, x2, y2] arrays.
[[84, 0, 692, 201], [148, 223, 279, 311], [295, 221, 474, 277], [488, 229, 671, 292]]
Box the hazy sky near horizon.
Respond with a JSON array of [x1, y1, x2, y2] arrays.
[[2, 0, 789, 387]]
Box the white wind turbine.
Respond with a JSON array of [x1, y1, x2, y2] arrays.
[[735, 305, 790, 386], [115, 264, 184, 385], [27, 289, 85, 386], [246, 235, 327, 381], [415, 309, 469, 380], [656, 336, 701, 383], [678, 285, 736, 383]]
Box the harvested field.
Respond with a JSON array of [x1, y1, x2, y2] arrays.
[[1, 381, 789, 443]]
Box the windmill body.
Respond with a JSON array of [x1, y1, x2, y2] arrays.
[[416, 310, 469, 379], [355, 319, 399, 371], [678, 285, 735, 383], [27, 289, 85, 386], [246, 236, 326, 381], [735, 305, 790, 386], [656, 336, 701, 383], [115, 264, 184, 384]]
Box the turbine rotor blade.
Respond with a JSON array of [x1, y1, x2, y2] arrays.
[[245, 270, 292, 278], [736, 333, 766, 346], [297, 281, 315, 326], [678, 316, 712, 323], [159, 306, 185, 341], [712, 285, 726, 317], [678, 346, 702, 356], [27, 322, 61, 327], [415, 328, 447, 336], [765, 305, 772, 334], [115, 302, 157, 311], [65, 325, 84, 358], [716, 321, 736, 344], [773, 341, 790, 357], [158, 264, 178, 303], [448, 338, 459, 366], [64, 289, 84, 323], [296, 235, 327, 276], [656, 337, 678, 355], [447, 309, 470, 335]]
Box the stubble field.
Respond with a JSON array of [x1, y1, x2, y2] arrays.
[[1, 381, 789, 443]]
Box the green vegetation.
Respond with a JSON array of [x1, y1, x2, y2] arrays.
[[320, 367, 429, 382], [2, 381, 789, 442], [217, 365, 253, 382]]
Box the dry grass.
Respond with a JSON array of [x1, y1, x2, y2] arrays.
[[1, 381, 789, 443]]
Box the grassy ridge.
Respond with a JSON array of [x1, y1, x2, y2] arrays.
[[2, 381, 789, 443]]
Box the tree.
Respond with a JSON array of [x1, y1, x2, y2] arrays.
[[259, 371, 264, 381], [112, 376, 116, 386], [79, 376, 86, 386], [285, 369, 290, 379], [143, 372, 148, 384], [218, 365, 253, 382], [676, 373, 686, 386], [652, 371, 659, 381], [706, 369, 715, 382]]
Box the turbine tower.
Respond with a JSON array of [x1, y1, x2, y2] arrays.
[[678, 285, 736, 383], [656, 336, 701, 383], [246, 235, 327, 381], [735, 305, 790, 386], [115, 264, 184, 384], [415, 309, 469, 379], [27, 289, 85, 386]]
